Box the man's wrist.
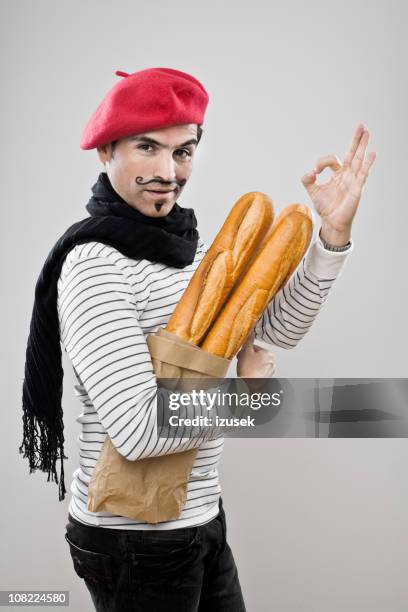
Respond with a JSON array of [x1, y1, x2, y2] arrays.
[[319, 226, 352, 250]]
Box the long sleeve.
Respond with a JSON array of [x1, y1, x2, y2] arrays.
[[57, 250, 228, 462], [254, 236, 354, 347]]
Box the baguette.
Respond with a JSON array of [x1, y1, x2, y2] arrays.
[[165, 192, 274, 345], [200, 204, 314, 359]]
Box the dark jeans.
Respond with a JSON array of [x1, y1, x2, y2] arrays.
[[64, 497, 246, 611]]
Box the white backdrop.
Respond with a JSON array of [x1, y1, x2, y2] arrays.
[[1, 1, 407, 610]]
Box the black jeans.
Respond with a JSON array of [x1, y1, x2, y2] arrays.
[[64, 497, 246, 611]]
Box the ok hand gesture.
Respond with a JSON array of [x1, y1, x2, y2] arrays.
[[301, 123, 377, 245]]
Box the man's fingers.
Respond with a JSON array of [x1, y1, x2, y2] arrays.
[[301, 169, 317, 188], [301, 155, 341, 192], [351, 128, 370, 175], [253, 344, 276, 367], [356, 151, 376, 188], [343, 123, 365, 168], [253, 344, 272, 357], [314, 154, 342, 174]]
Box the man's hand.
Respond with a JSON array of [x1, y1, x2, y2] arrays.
[[301, 123, 377, 245], [236, 331, 276, 391]]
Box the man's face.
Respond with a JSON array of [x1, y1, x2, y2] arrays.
[[97, 123, 199, 217]]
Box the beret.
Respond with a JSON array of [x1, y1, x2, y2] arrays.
[[80, 67, 209, 150]]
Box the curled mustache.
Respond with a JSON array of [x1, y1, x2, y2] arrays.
[[135, 176, 187, 189]]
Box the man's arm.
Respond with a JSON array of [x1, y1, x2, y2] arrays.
[[57, 249, 225, 462], [253, 234, 354, 347]]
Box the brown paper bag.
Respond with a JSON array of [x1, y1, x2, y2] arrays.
[[87, 328, 231, 524]]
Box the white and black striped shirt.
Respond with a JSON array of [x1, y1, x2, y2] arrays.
[[57, 234, 353, 529]]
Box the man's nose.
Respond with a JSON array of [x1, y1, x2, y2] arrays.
[[153, 151, 178, 185]]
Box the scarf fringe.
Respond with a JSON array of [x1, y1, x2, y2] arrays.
[[19, 388, 67, 501]]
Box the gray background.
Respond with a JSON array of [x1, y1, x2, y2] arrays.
[[1, 0, 407, 610]]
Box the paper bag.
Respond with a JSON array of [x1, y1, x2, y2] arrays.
[[87, 328, 231, 524]]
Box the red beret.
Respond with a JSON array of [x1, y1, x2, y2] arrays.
[[80, 67, 209, 150]]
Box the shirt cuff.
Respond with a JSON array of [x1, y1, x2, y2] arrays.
[[304, 236, 354, 279]]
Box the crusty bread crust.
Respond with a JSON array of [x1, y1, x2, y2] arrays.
[[200, 204, 314, 358], [166, 192, 274, 344]]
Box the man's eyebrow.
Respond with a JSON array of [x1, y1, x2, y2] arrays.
[[130, 135, 198, 148]]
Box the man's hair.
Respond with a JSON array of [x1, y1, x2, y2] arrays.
[[110, 124, 203, 156]]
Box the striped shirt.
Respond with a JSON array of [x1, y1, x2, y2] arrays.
[[57, 233, 353, 529]]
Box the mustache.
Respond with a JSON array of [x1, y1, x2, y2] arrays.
[[135, 176, 186, 189]]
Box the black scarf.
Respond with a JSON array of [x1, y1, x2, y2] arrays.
[[20, 172, 199, 501]]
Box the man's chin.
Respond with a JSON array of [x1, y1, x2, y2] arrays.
[[141, 199, 175, 217], [124, 196, 174, 217]]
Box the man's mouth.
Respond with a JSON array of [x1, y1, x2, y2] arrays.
[[145, 189, 175, 194]]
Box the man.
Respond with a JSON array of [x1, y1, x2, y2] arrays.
[[21, 67, 375, 611]]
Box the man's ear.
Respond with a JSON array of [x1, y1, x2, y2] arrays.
[[97, 144, 111, 165]]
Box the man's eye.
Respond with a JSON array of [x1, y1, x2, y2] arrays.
[[176, 149, 192, 159], [137, 144, 191, 158]]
